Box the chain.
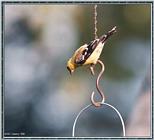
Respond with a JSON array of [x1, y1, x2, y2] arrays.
[[94, 4, 98, 39]]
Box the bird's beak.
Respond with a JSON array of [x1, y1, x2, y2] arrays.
[[69, 70, 74, 75]]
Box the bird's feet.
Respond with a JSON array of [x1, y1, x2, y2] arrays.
[[89, 64, 95, 75]]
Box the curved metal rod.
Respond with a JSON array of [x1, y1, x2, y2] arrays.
[[91, 60, 105, 107], [72, 103, 126, 137], [72, 104, 92, 137], [103, 102, 126, 137]]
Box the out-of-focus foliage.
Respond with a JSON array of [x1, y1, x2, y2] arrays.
[[4, 4, 151, 137]]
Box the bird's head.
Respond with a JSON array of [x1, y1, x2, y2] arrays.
[[67, 59, 76, 75]]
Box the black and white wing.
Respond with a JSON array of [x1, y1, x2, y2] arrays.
[[74, 26, 117, 65], [75, 39, 99, 65]]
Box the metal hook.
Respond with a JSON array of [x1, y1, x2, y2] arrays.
[[90, 60, 105, 107], [72, 60, 126, 136]]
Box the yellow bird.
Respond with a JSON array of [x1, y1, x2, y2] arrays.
[[67, 26, 117, 75]]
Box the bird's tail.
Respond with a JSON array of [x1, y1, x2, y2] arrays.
[[100, 26, 117, 43]]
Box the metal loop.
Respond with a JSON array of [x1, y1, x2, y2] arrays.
[[72, 102, 126, 137]]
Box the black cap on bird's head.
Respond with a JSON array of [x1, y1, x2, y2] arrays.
[[67, 59, 76, 75], [67, 66, 73, 75]]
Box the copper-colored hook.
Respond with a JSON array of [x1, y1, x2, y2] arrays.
[[91, 60, 105, 107]]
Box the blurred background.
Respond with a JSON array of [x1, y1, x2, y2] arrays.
[[4, 4, 151, 137]]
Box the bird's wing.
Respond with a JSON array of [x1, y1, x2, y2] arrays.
[[74, 39, 99, 65], [74, 27, 117, 65]]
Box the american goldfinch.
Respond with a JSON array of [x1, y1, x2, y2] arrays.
[[67, 26, 117, 74]]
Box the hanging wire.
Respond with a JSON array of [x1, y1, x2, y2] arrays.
[[94, 4, 98, 39]]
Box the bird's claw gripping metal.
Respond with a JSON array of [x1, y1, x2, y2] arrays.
[[90, 65, 95, 75]]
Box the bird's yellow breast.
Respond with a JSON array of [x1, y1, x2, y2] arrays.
[[84, 42, 104, 65]]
